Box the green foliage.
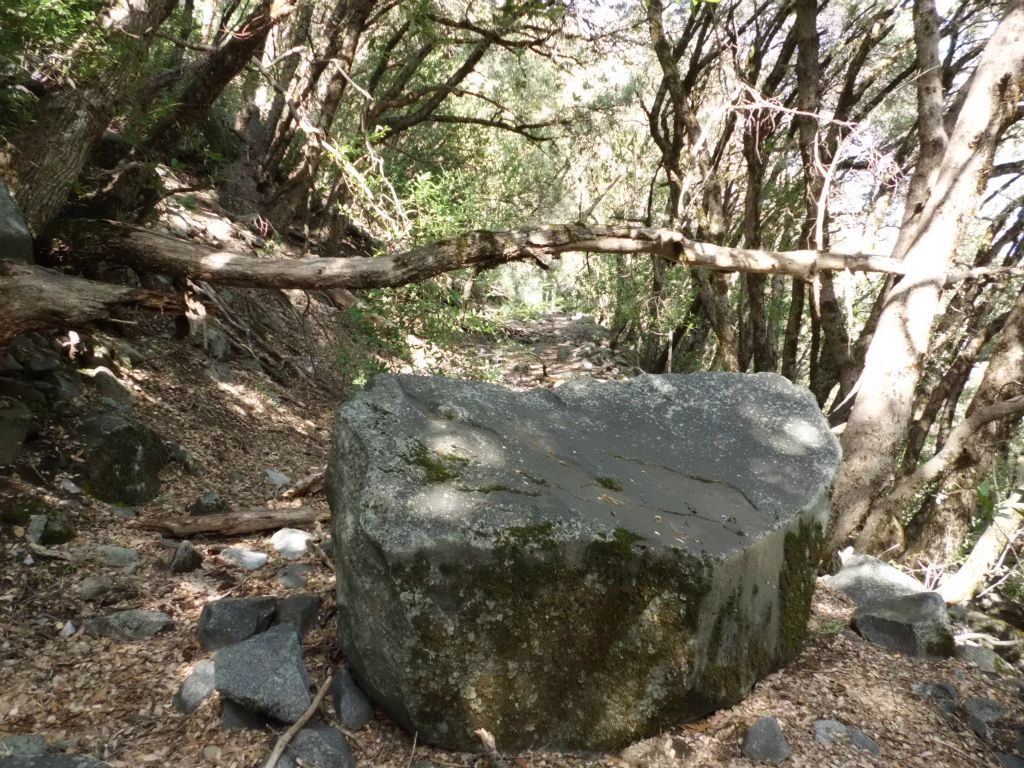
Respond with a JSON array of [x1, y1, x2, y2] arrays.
[[334, 305, 408, 390]]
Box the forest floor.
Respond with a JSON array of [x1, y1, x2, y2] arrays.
[[1, 305, 1022, 768]]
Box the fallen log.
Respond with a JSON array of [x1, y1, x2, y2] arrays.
[[138, 505, 328, 537]]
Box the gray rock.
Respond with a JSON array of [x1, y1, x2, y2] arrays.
[[277, 564, 313, 590], [263, 469, 291, 489], [170, 541, 203, 573], [823, 553, 926, 607], [852, 592, 954, 658], [0, 757, 112, 767], [322, 536, 335, 559], [998, 755, 1024, 768], [956, 644, 1014, 675], [221, 699, 271, 731], [275, 593, 321, 639], [0, 735, 50, 757], [84, 609, 172, 641], [189, 492, 226, 516], [78, 576, 112, 602], [77, 368, 132, 405], [812, 719, 879, 755], [38, 369, 81, 402], [197, 596, 276, 651], [282, 723, 354, 768], [95, 545, 139, 569], [912, 680, 960, 715], [27, 511, 75, 545], [76, 412, 168, 504], [0, 180, 33, 263], [742, 717, 790, 763], [221, 547, 268, 570], [331, 670, 374, 730], [173, 659, 215, 714], [110, 506, 136, 519], [963, 696, 1006, 724], [328, 373, 841, 750], [215, 625, 312, 722], [271, 528, 312, 560], [0, 399, 31, 465], [164, 441, 201, 475]]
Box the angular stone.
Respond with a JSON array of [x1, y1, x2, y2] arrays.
[[742, 717, 790, 763], [281, 723, 354, 768], [823, 553, 926, 607], [171, 540, 203, 573], [328, 373, 841, 750], [0, 180, 32, 263], [848, 729, 880, 755], [0, 399, 32, 465], [189, 492, 227, 517], [275, 593, 321, 639], [95, 545, 139, 569], [215, 625, 312, 722], [173, 659, 215, 714], [221, 547, 267, 570], [0, 735, 50, 757], [812, 719, 879, 755], [27, 511, 75, 545], [963, 696, 1006, 724], [956, 644, 1014, 675], [76, 412, 168, 504], [271, 528, 312, 560], [78, 576, 113, 602], [77, 367, 132, 405], [853, 592, 954, 658], [264, 469, 291, 489], [331, 669, 374, 730], [277, 564, 313, 590], [84, 609, 172, 641], [912, 680, 960, 715], [197, 596, 276, 651]]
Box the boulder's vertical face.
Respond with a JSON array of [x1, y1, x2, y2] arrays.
[[328, 373, 841, 751]]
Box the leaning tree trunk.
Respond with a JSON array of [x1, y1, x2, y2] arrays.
[[826, 0, 1024, 555], [894, 284, 1024, 561], [4, 0, 179, 233]]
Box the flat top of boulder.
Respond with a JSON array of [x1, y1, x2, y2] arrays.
[[332, 373, 840, 557]]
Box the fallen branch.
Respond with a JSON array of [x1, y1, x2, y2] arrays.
[[262, 674, 334, 768], [137, 505, 327, 537], [282, 468, 326, 499]]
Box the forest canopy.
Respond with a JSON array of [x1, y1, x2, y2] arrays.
[[1, 0, 1024, 595]]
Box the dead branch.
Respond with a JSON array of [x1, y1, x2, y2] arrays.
[[262, 674, 334, 768], [137, 505, 327, 537]]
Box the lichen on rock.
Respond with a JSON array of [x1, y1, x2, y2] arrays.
[[328, 373, 840, 751]]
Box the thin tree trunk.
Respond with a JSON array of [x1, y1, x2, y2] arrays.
[[827, 0, 1024, 554]]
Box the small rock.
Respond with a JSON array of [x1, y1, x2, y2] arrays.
[[27, 511, 75, 545], [0, 734, 50, 757], [275, 593, 321, 639], [824, 553, 926, 606], [263, 469, 291, 489], [912, 680, 960, 715], [742, 717, 790, 763], [963, 696, 1006, 724], [202, 745, 221, 761], [956, 644, 1014, 675], [170, 541, 203, 573], [59, 620, 77, 638], [221, 547, 268, 570], [215, 625, 312, 722], [221, 698, 271, 731], [58, 478, 82, 495], [812, 720, 878, 755], [189, 492, 227, 517], [282, 723, 354, 768], [270, 528, 312, 560], [84, 609, 172, 641], [165, 441, 201, 475], [96, 544, 139, 569], [998, 755, 1024, 768], [77, 367, 132, 404], [331, 669, 374, 730], [173, 659, 216, 714], [852, 591, 954, 658], [848, 729, 880, 756], [78, 576, 113, 602], [276, 564, 313, 590], [197, 596, 276, 651], [76, 412, 168, 504], [110, 506, 136, 519]]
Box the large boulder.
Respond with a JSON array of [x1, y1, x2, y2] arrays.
[[852, 592, 955, 658], [823, 553, 925, 606], [328, 373, 841, 751]]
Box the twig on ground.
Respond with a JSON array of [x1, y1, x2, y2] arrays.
[[262, 674, 334, 768]]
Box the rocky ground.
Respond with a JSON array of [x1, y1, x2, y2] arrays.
[[1, 297, 1023, 767]]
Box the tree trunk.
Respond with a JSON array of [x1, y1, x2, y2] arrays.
[[5, 0, 179, 233], [938, 500, 1022, 604], [826, 0, 1024, 554], [896, 284, 1024, 561]]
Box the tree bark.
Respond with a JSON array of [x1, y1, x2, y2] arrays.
[[138, 505, 325, 537], [5, 0, 179, 233], [826, 0, 1024, 555], [938, 500, 1022, 604]]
